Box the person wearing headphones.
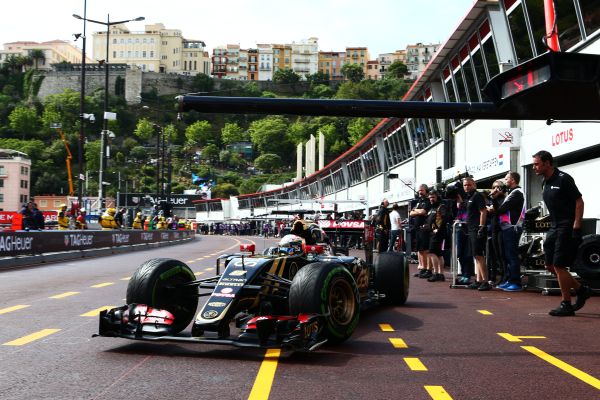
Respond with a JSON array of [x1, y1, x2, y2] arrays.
[[486, 180, 508, 286]]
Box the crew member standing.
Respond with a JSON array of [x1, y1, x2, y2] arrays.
[[132, 212, 143, 229], [75, 210, 88, 229], [100, 208, 118, 230], [375, 199, 391, 253], [463, 177, 490, 291], [532, 150, 591, 316], [410, 185, 432, 278], [388, 203, 402, 252]]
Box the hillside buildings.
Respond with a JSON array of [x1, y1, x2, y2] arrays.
[[0, 40, 91, 71], [0, 150, 31, 212]]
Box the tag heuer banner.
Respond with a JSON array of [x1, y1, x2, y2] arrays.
[[118, 193, 205, 208]]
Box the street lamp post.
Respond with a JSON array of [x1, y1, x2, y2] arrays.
[[75, 0, 87, 210], [72, 13, 144, 213]]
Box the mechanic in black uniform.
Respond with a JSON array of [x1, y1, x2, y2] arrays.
[[410, 184, 432, 278], [532, 150, 591, 316], [375, 199, 391, 253], [463, 177, 490, 291]]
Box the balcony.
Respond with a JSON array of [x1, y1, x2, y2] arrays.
[[294, 58, 310, 63]]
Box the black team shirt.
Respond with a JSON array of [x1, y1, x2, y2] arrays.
[[542, 168, 582, 227], [466, 190, 486, 229]]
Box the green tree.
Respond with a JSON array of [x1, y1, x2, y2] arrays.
[[185, 120, 213, 147], [386, 61, 408, 79], [287, 119, 309, 144], [305, 84, 334, 99], [273, 68, 301, 84], [8, 106, 39, 139], [335, 80, 380, 100], [133, 118, 156, 141], [221, 171, 242, 186], [306, 71, 330, 86], [29, 49, 45, 70], [211, 183, 239, 198], [347, 118, 378, 145], [191, 73, 215, 93], [42, 89, 87, 133], [201, 143, 219, 164], [221, 122, 245, 145], [254, 153, 283, 173], [341, 63, 365, 83], [374, 78, 409, 100], [248, 116, 291, 159]]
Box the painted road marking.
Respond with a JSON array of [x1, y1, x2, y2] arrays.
[[478, 310, 493, 315], [248, 348, 281, 400], [49, 292, 80, 299], [521, 346, 600, 390], [0, 305, 30, 315], [389, 338, 408, 348], [404, 357, 428, 371], [195, 257, 204, 261], [379, 323, 394, 332], [3, 329, 61, 346], [194, 272, 205, 276], [425, 386, 453, 400], [80, 306, 116, 317], [498, 332, 546, 343], [186, 260, 195, 263], [120, 277, 130, 281], [205, 268, 215, 271], [91, 282, 114, 288]]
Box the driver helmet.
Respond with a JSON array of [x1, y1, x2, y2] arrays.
[[278, 234, 305, 255]]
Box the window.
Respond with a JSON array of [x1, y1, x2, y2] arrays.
[[142, 51, 146, 58], [580, 0, 600, 37], [555, 0, 583, 50], [135, 38, 140, 44], [143, 38, 147, 44], [0, 165, 5, 175], [128, 38, 132, 44], [120, 39, 124, 44], [506, 1, 535, 63], [120, 51, 124, 58], [112, 38, 117, 44], [150, 38, 155, 44], [20, 180, 28, 188], [20, 194, 27, 203], [150, 51, 154, 58], [20, 166, 28, 175], [461, 53, 480, 102], [113, 51, 117, 58], [194, 61, 197, 70], [135, 51, 139, 58], [54, 200, 61, 207], [0, 194, 4, 203], [0, 179, 3, 188], [40, 199, 47, 207]]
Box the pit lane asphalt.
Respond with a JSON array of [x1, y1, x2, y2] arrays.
[[0, 235, 598, 400]]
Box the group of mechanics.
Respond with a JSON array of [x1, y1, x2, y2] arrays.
[[375, 150, 592, 317]]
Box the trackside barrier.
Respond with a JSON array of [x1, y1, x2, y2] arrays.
[[0, 229, 195, 257]]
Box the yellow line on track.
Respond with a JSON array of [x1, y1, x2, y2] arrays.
[[477, 310, 493, 315], [425, 386, 453, 400], [498, 333, 546, 343], [49, 292, 80, 299], [248, 348, 281, 400], [120, 277, 130, 281], [186, 260, 195, 263], [0, 305, 30, 315], [389, 338, 408, 348], [91, 282, 114, 288], [194, 272, 205, 276], [195, 257, 204, 261], [205, 268, 215, 271], [80, 306, 116, 317], [404, 357, 428, 371], [379, 323, 394, 332], [3, 329, 61, 346], [521, 346, 600, 390]]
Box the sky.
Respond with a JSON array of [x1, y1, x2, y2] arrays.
[[2, 0, 476, 58]]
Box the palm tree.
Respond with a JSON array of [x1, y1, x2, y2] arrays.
[[29, 49, 45, 70]]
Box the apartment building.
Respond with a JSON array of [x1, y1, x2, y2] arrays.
[[0, 149, 31, 212], [318, 51, 345, 80], [257, 44, 273, 81], [405, 42, 439, 80], [92, 23, 209, 75], [366, 60, 379, 80], [345, 46, 370, 74], [247, 49, 258, 81], [0, 40, 90, 71], [272, 44, 291, 72], [291, 37, 319, 77], [211, 44, 242, 79], [377, 49, 407, 79]]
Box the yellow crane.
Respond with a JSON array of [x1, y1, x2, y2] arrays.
[[51, 123, 74, 197]]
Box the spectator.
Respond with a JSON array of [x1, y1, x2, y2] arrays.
[[75, 210, 88, 229], [132, 212, 143, 229], [114, 208, 126, 229], [388, 203, 402, 251], [20, 202, 34, 231], [463, 177, 490, 290], [100, 208, 118, 230], [532, 150, 591, 316], [57, 203, 70, 230], [31, 203, 45, 231], [410, 184, 432, 278]]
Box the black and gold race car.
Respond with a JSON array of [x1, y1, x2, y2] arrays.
[[96, 228, 409, 352]]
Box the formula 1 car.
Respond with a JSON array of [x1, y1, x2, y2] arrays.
[[96, 231, 409, 352]]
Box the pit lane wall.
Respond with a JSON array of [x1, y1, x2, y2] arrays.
[[0, 229, 195, 257]]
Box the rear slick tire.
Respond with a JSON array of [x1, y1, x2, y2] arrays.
[[374, 251, 409, 305]]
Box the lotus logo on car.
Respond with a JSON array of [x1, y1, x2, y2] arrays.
[[229, 270, 246, 276], [203, 310, 219, 319]]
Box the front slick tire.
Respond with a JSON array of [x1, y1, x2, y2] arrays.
[[374, 251, 409, 305], [289, 262, 359, 343], [126, 258, 198, 334]]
